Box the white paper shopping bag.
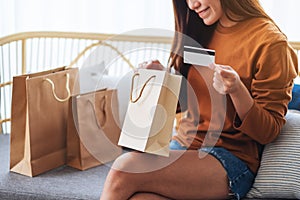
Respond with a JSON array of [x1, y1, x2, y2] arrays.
[[118, 69, 182, 157]]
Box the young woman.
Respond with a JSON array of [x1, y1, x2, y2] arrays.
[[100, 0, 298, 199]]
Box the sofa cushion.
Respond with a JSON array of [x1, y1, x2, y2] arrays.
[[288, 83, 300, 111], [246, 110, 300, 199]]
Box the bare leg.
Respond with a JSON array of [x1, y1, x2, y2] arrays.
[[100, 150, 229, 200]]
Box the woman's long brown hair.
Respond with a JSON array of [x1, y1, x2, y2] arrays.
[[169, 0, 279, 71]]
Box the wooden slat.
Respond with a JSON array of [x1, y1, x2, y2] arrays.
[[0, 31, 173, 46]]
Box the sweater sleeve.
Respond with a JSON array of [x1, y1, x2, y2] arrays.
[[234, 41, 298, 144], [176, 64, 191, 113]]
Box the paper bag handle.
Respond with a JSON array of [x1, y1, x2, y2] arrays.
[[87, 96, 106, 128], [44, 73, 71, 102], [130, 73, 156, 103]]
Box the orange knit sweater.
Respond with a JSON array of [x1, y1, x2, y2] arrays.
[[173, 18, 298, 173]]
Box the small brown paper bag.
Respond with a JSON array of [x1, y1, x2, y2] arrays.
[[67, 89, 122, 170]]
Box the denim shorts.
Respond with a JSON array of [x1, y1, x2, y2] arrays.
[[169, 140, 255, 200]]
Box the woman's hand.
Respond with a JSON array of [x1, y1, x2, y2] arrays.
[[209, 63, 254, 120], [138, 60, 165, 71], [209, 63, 241, 95]]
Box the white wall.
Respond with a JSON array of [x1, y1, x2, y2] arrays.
[[260, 0, 300, 41], [0, 0, 174, 37], [0, 0, 299, 40]]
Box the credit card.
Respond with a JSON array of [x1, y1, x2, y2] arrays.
[[183, 46, 215, 67]]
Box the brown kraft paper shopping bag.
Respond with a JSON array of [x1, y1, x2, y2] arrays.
[[67, 89, 122, 170], [10, 66, 78, 177]]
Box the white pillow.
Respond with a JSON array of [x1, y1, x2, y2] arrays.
[[246, 110, 300, 199], [79, 62, 107, 93]]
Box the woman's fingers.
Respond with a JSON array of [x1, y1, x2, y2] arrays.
[[211, 64, 240, 94], [213, 71, 226, 94]]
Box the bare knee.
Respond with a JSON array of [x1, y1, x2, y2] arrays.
[[112, 151, 160, 173], [100, 167, 136, 200], [101, 152, 163, 200], [106, 151, 146, 192], [102, 168, 134, 199], [112, 151, 143, 172]]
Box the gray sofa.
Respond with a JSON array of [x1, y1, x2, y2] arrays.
[[0, 134, 108, 200], [4, 103, 300, 200]]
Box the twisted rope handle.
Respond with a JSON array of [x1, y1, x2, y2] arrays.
[[86, 95, 107, 129], [44, 73, 71, 102], [130, 73, 156, 103]]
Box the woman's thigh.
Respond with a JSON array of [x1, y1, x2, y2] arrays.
[[112, 150, 229, 200]]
